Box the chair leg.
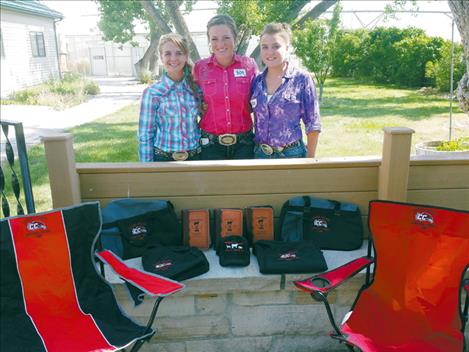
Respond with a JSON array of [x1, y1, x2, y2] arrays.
[[129, 297, 164, 352], [312, 292, 345, 339]]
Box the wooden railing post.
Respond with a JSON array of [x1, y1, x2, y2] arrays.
[[378, 127, 415, 202], [42, 134, 81, 208]]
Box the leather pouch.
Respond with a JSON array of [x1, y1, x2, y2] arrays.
[[214, 208, 244, 249], [182, 209, 211, 249], [245, 206, 274, 246]]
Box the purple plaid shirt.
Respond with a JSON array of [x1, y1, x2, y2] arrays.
[[250, 65, 321, 147]]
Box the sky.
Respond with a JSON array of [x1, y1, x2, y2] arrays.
[[43, 0, 461, 42]]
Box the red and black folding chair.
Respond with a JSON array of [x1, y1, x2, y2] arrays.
[[0, 202, 184, 352], [295, 200, 469, 352]]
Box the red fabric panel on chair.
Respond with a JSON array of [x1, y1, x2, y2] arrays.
[[341, 201, 469, 352], [9, 211, 115, 352], [97, 250, 184, 296], [295, 256, 373, 294]]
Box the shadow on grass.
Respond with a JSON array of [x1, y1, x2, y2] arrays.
[[321, 96, 452, 120]]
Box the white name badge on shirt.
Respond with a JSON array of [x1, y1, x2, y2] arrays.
[[234, 69, 247, 77], [250, 98, 257, 108]]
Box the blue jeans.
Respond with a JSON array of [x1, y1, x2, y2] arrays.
[[254, 140, 306, 159], [200, 132, 254, 160]]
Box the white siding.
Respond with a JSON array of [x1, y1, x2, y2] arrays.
[[1, 8, 60, 97]]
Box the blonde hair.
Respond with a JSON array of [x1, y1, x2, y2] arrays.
[[158, 33, 202, 111], [260, 23, 292, 45], [207, 14, 238, 42]]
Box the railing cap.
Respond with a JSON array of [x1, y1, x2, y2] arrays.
[[383, 127, 415, 135], [41, 133, 74, 142]]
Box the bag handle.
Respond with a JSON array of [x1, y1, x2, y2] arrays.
[[302, 196, 312, 239], [329, 199, 341, 212]]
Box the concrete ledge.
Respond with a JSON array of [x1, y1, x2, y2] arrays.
[[105, 242, 369, 351], [103, 241, 369, 292]]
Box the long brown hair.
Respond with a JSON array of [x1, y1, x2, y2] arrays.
[[158, 33, 202, 112], [206, 14, 238, 42]]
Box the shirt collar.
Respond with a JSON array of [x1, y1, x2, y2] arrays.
[[160, 71, 191, 93], [261, 62, 295, 79], [208, 53, 241, 67]]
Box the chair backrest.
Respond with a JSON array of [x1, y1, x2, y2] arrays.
[[368, 200, 469, 335], [0, 202, 151, 352]]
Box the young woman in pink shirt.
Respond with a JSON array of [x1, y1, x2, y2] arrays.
[[194, 14, 258, 160]]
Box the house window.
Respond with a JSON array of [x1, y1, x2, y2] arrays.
[[30, 32, 46, 57]]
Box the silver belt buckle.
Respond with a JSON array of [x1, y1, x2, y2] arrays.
[[172, 151, 189, 161], [218, 134, 237, 146], [260, 144, 274, 155]]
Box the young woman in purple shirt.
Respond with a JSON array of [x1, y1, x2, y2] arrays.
[[250, 23, 321, 159]]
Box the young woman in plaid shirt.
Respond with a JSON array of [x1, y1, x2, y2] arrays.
[[138, 33, 202, 162]]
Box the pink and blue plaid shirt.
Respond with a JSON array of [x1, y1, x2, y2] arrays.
[[138, 73, 201, 162]]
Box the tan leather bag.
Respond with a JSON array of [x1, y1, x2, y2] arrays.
[[182, 209, 211, 249], [245, 206, 274, 245]]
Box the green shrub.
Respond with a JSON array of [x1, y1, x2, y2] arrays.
[[436, 137, 469, 151], [83, 80, 100, 95], [62, 72, 81, 82], [8, 88, 40, 104], [426, 41, 466, 92], [330, 27, 444, 87], [138, 69, 153, 84], [47, 80, 78, 95]]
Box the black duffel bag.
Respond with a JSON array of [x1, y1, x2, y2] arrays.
[[277, 196, 363, 250], [101, 198, 181, 259], [142, 245, 209, 281], [254, 240, 327, 274]]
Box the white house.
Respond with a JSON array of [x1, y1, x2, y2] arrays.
[[0, 0, 63, 97]]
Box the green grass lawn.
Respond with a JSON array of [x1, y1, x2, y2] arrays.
[[2, 77, 468, 214]]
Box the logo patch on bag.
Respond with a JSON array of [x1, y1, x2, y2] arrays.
[[312, 216, 329, 232], [413, 209, 435, 229], [153, 260, 173, 271], [225, 241, 244, 251], [128, 223, 149, 244], [279, 250, 298, 261], [25, 220, 48, 237]]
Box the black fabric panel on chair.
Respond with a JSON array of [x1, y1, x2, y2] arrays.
[[62, 203, 148, 347]]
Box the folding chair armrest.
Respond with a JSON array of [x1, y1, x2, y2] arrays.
[[294, 256, 374, 295], [96, 250, 184, 297]]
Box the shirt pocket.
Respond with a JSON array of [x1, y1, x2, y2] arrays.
[[234, 77, 250, 97], [202, 79, 217, 97], [281, 92, 301, 115]]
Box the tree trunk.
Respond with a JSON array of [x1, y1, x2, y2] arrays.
[[448, 0, 469, 113], [134, 29, 161, 76], [294, 0, 339, 29], [138, 0, 172, 34], [249, 0, 338, 63], [236, 26, 253, 56], [319, 83, 324, 102], [165, 0, 200, 61]]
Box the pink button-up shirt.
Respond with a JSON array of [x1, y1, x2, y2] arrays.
[[194, 54, 258, 135]]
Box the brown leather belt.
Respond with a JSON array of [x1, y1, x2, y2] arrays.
[[202, 131, 252, 146], [154, 147, 201, 161]]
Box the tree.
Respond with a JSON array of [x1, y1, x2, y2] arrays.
[[448, 0, 469, 113], [96, 0, 200, 76], [293, 4, 342, 101], [217, 0, 338, 64]]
